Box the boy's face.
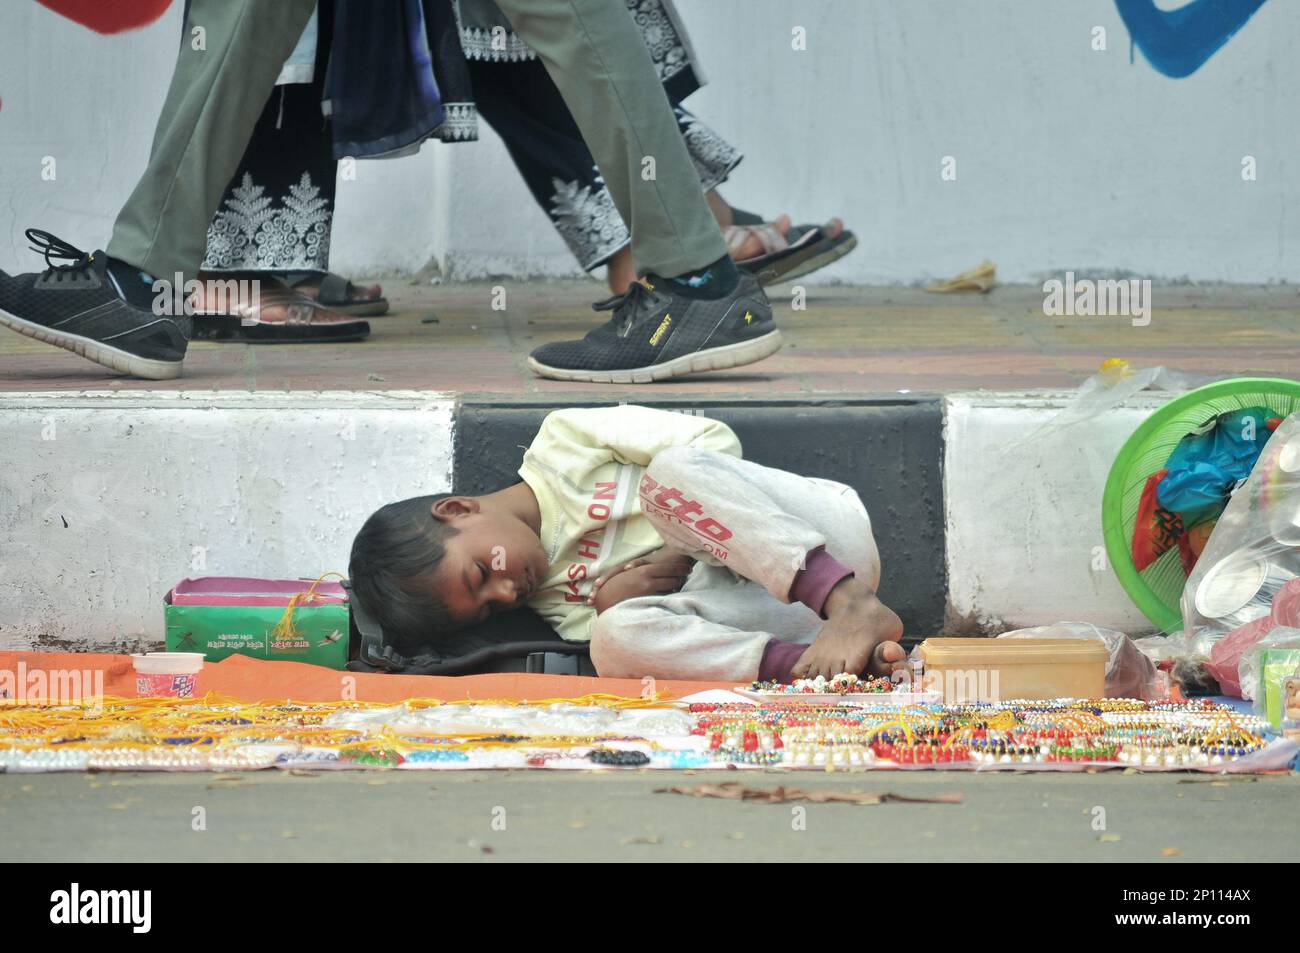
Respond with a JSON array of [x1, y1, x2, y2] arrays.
[[428, 499, 551, 629]]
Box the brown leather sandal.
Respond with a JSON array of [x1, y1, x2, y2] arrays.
[[190, 277, 370, 343]]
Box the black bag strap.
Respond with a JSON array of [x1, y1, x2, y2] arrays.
[[342, 580, 590, 676]]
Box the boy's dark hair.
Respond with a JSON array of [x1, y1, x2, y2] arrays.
[[348, 494, 459, 655]]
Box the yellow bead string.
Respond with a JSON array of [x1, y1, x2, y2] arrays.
[[268, 571, 347, 643], [0, 692, 668, 757]]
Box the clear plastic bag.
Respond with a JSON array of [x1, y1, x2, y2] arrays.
[[1005, 360, 1214, 450], [1133, 631, 1210, 697], [996, 622, 1158, 699], [1238, 626, 1300, 727], [1180, 412, 1300, 695]]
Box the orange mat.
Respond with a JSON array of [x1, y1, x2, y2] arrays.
[[0, 651, 730, 704]]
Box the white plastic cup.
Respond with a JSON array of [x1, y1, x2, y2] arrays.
[[1193, 550, 1295, 630], [132, 652, 205, 699]]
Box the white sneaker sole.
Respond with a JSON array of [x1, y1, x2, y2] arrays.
[[0, 305, 183, 380], [528, 329, 783, 384]]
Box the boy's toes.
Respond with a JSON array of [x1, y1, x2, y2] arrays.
[[868, 639, 908, 675]]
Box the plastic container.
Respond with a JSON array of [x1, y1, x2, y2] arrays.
[[131, 652, 205, 699], [1101, 377, 1300, 633], [1193, 550, 1296, 631], [918, 638, 1107, 702]]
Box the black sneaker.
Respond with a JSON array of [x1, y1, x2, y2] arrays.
[[527, 272, 781, 383], [0, 230, 188, 380]]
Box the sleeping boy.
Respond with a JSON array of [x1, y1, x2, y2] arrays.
[[348, 405, 906, 682]]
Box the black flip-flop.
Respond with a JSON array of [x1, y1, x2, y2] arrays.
[[282, 271, 389, 317], [736, 223, 859, 286]]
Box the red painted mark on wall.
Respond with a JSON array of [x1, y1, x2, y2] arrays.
[[36, 0, 174, 35]]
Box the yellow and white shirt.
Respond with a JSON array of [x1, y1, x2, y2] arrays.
[[519, 405, 741, 642]]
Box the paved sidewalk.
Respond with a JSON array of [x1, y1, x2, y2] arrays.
[[0, 281, 1296, 395], [3, 769, 1294, 862]]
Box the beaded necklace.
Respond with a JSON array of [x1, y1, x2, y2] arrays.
[[686, 698, 1270, 770], [0, 694, 1273, 773]]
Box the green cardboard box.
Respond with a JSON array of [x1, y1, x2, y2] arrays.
[[164, 576, 350, 670]]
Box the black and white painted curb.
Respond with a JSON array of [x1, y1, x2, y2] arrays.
[[0, 390, 1178, 651]]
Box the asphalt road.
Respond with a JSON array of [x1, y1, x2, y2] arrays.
[[3, 769, 1296, 862]]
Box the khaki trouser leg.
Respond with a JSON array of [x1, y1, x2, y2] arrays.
[[491, 0, 727, 277], [108, 0, 317, 281]]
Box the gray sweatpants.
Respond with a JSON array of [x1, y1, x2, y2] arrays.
[[589, 447, 881, 682]]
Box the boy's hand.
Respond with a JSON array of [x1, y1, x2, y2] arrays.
[[791, 578, 907, 682], [588, 551, 695, 613]]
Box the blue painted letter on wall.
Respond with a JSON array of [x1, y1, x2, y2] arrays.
[[1115, 0, 1268, 77]]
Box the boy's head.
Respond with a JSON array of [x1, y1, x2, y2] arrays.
[[348, 492, 550, 653]]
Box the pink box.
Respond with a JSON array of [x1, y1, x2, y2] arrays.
[[168, 576, 348, 608]]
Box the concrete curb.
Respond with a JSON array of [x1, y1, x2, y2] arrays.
[[943, 391, 1173, 637], [0, 392, 456, 651], [456, 397, 947, 638], [0, 390, 1172, 651]]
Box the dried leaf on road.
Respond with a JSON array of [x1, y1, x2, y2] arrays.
[[925, 259, 995, 294], [654, 782, 962, 805]]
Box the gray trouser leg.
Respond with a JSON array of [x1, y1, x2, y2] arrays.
[[108, 0, 317, 281], [491, 0, 727, 277]]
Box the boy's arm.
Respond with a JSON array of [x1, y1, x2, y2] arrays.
[[521, 406, 741, 483]]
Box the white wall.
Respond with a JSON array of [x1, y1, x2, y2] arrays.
[[0, 4, 181, 267], [1, 0, 1296, 283], [0, 392, 455, 650]]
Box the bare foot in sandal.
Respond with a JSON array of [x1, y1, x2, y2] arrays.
[[190, 273, 366, 336], [289, 273, 383, 305], [819, 217, 846, 242], [724, 214, 793, 262]]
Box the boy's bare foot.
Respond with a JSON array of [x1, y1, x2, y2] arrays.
[[791, 577, 905, 681]]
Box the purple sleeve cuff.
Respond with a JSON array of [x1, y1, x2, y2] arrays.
[[790, 547, 855, 618], [759, 640, 808, 683]]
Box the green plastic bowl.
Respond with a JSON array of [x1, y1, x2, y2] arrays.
[[1102, 377, 1300, 634]]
